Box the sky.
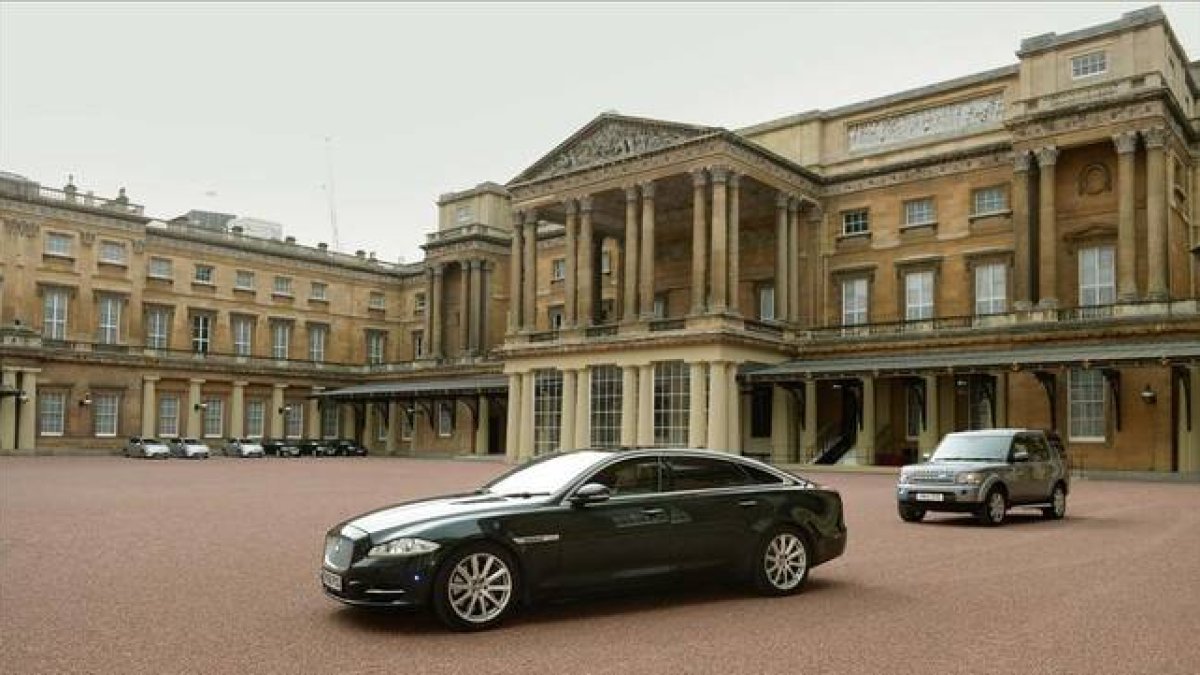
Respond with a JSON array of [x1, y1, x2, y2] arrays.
[[2, 2, 1198, 263]]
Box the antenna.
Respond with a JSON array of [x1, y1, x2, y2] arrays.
[[324, 136, 341, 252]]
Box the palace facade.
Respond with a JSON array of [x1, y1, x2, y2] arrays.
[[2, 6, 1199, 472]]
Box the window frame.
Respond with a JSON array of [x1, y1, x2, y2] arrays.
[[971, 185, 1009, 216], [1078, 245, 1116, 309], [902, 198, 936, 228], [190, 314, 212, 354], [44, 232, 73, 258], [193, 264, 215, 284], [904, 270, 935, 321], [758, 284, 776, 322], [234, 270, 255, 290], [97, 295, 122, 344], [42, 288, 69, 340], [232, 316, 254, 356], [974, 262, 1008, 316], [272, 275, 294, 296], [148, 257, 173, 280], [271, 321, 292, 360], [310, 281, 328, 301], [1070, 51, 1107, 80], [93, 393, 119, 437], [158, 395, 179, 438], [98, 240, 128, 265], [145, 307, 171, 349], [39, 392, 66, 436], [841, 277, 869, 326], [309, 324, 328, 363], [841, 209, 870, 236], [437, 401, 455, 438], [1068, 368, 1106, 442]]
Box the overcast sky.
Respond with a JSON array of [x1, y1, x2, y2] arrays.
[[3, 2, 1198, 263]]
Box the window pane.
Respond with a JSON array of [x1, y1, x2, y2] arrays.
[[905, 271, 934, 320], [1069, 368, 1105, 440], [653, 361, 689, 448], [666, 456, 750, 491], [975, 263, 1008, 315], [39, 393, 66, 436], [246, 400, 265, 438], [588, 458, 661, 496], [94, 393, 119, 437], [203, 399, 224, 438], [590, 365, 623, 448], [285, 403, 303, 438], [158, 396, 179, 437], [43, 290, 68, 340], [533, 370, 563, 454], [842, 278, 868, 325]]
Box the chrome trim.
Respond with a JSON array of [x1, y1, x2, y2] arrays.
[[512, 534, 561, 545], [364, 588, 408, 596]]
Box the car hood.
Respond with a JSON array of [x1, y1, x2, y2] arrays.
[[343, 493, 551, 539], [902, 461, 1011, 473], [144, 444, 170, 452]]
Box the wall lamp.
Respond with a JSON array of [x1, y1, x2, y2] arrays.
[[79, 393, 92, 407], [18, 391, 29, 403], [193, 402, 208, 411], [1140, 385, 1157, 405], [278, 405, 292, 415]]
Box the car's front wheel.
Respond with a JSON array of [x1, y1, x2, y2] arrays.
[[432, 543, 519, 631], [977, 487, 1007, 526], [1042, 483, 1067, 520], [898, 504, 926, 523], [753, 526, 811, 596]]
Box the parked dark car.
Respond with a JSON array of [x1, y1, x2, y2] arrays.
[[296, 439, 332, 457], [262, 438, 300, 457], [320, 448, 846, 630], [329, 439, 368, 457]]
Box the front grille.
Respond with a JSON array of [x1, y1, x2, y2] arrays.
[[907, 470, 955, 484], [324, 535, 354, 571]]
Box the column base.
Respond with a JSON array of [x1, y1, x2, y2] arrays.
[[1036, 298, 1059, 310], [1145, 290, 1169, 302], [1013, 299, 1033, 311]]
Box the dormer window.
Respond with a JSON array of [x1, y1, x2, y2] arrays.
[[1071, 51, 1107, 79]]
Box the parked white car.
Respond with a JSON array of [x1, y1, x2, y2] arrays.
[[224, 437, 265, 458], [124, 437, 170, 459], [167, 438, 211, 459]]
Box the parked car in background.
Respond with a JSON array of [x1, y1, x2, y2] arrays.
[[224, 438, 265, 458], [124, 437, 170, 459], [321, 448, 846, 630], [297, 439, 336, 457], [167, 438, 211, 459], [262, 438, 301, 457], [329, 439, 368, 457], [896, 429, 1069, 526]]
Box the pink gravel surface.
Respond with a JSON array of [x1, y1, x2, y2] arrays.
[[2, 456, 1198, 675]]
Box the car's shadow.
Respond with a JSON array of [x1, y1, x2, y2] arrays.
[[919, 510, 1061, 527]]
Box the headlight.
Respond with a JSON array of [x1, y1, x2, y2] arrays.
[[367, 537, 440, 558], [956, 472, 984, 485], [898, 470, 913, 485]]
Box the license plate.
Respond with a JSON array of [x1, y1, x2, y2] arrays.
[[916, 493, 945, 502], [321, 569, 342, 591]]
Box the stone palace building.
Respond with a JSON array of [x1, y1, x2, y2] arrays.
[[2, 6, 1198, 472]]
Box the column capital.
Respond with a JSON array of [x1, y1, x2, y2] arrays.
[[639, 181, 656, 198], [232, 380, 249, 387], [775, 192, 790, 209], [1141, 127, 1167, 149], [310, 386, 325, 393], [468, 258, 484, 271], [189, 378, 206, 385], [143, 375, 161, 383], [578, 195, 594, 213], [563, 199, 578, 216], [431, 262, 445, 276], [1034, 146, 1059, 167], [272, 383, 288, 390], [787, 197, 801, 213], [728, 171, 740, 188], [690, 167, 707, 186], [1112, 130, 1139, 154], [709, 166, 730, 183], [1013, 151, 1033, 173], [624, 184, 640, 202]]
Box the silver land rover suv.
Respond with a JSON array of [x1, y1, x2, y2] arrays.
[[896, 429, 1069, 526]]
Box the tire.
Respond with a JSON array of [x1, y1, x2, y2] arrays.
[[1042, 483, 1067, 520], [898, 504, 926, 523], [432, 543, 519, 631], [752, 526, 811, 596], [977, 487, 1007, 526]]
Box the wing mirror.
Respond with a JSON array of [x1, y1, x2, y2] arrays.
[[921, 452, 932, 461], [570, 482, 611, 506], [1012, 450, 1030, 463]]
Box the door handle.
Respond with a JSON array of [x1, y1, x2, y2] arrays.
[[641, 507, 665, 516], [737, 499, 758, 508]]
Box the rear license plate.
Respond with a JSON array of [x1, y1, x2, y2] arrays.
[[321, 569, 342, 592], [916, 493, 945, 502]]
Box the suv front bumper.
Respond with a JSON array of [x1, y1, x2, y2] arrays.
[[896, 484, 987, 511]]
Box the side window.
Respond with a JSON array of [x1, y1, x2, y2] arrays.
[[741, 463, 786, 486], [667, 456, 752, 491], [587, 458, 661, 496], [1027, 436, 1051, 462]]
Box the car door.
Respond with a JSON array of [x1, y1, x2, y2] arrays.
[[1025, 434, 1055, 500], [1007, 435, 1038, 503], [552, 455, 674, 592], [663, 455, 762, 574]]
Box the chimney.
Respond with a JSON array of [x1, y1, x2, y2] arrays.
[[231, 225, 244, 234], [317, 242, 328, 251], [355, 249, 366, 259], [285, 235, 297, 245]]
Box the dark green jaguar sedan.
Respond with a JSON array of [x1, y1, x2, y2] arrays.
[[320, 448, 846, 630]]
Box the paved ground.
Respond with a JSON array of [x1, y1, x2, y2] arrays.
[[2, 456, 1198, 675]]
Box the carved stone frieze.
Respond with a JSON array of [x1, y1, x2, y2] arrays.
[[1010, 100, 1167, 143], [847, 94, 1005, 152], [523, 120, 708, 182], [2, 218, 40, 238], [80, 231, 96, 246]]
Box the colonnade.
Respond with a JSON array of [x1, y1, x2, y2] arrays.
[[424, 258, 491, 360]]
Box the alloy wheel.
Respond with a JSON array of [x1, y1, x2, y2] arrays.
[[764, 532, 808, 591], [446, 552, 513, 624], [988, 491, 1006, 524]]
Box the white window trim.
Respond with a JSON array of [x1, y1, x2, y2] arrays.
[[39, 392, 66, 437], [902, 198, 936, 228], [437, 402, 454, 438], [1068, 369, 1107, 443], [971, 186, 1008, 216], [44, 232, 74, 257], [234, 271, 255, 290], [1070, 51, 1107, 80], [98, 241, 128, 265], [841, 209, 870, 236]]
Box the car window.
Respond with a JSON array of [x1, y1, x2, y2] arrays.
[[1025, 435, 1051, 462], [741, 463, 786, 485], [585, 457, 662, 496], [666, 456, 752, 491]]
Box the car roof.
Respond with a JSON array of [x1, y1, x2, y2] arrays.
[[944, 429, 1044, 437]]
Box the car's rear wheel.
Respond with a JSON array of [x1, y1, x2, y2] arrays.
[[1042, 483, 1067, 519], [898, 504, 926, 523], [977, 487, 1007, 526], [432, 543, 518, 631], [753, 526, 810, 596]]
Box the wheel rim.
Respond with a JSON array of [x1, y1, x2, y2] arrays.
[[447, 552, 513, 624], [764, 533, 807, 590], [989, 493, 1006, 522], [1053, 488, 1066, 516]]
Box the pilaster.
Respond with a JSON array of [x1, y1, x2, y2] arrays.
[[1011, 152, 1035, 309], [505, 373, 522, 461], [522, 213, 538, 331], [639, 182, 657, 320], [17, 371, 38, 451], [728, 172, 741, 315], [1113, 131, 1139, 301], [623, 186, 640, 322], [787, 198, 801, 323], [691, 168, 708, 315], [1, 369, 17, 450], [775, 193, 790, 322], [431, 263, 445, 357], [519, 371, 535, 459], [578, 197, 595, 327], [508, 212, 524, 333], [707, 361, 729, 450], [230, 380, 247, 439], [188, 378, 206, 438], [770, 385, 792, 463], [637, 363, 655, 446], [270, 383, 286, 438], [1143, 127, 1169, 301], [802, 379, 818, 461], [1035, 146, 1059, 308], [710, 167, 729, 313], [688, 362, 707, 447], [564, 199, 579, 327], [574, 366, 591, 450], [141, 375, 159, 438], [560, 369, 577, 451], [621, 365, 638, 447]]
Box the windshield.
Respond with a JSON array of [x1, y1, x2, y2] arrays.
[[931, 435, 1011, 462], [482, 451, 613, 496]]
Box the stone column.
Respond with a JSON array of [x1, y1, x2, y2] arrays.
[[729, 172, 741, 315], [770, 385, 792, 463], [802, 379, 818, 461], [270, 383, 286, 438], [710, 168, 729, 313], [574, 367, 591, 449], [919, 375, 940, 457], [564, 199, 578, 326], [306, 388, 322, 438], [341, 405, 355, 443], [775, 194, 790, 321], [994, 374, 1008, 428], [17, 371, 37, 451], [509, 212, 523, 333], [423, 267, 435, 354], [474, 396, 490, 456], [505, 373, 522, 461], [1011, 152, 1035, 309], [230, 381, 247, 438], [522, 213, 538, 330], [623, 186, 640, 321], [691, 168, 708, 314], [1143, 127, 1169, 301], [431, 264, 445, 357], [621, 366, 638, 447], [468, 260, 483, 354], [639, 182, 657, 320], [385, 402, 398, 455], [560, 369, 577, 451], [519, 371, 535, 459], [637, 364, 655, 446], [1035, 146, 1060, 308], [188, 378, 205, 437], [459, 261, 472, 354], [688, 362, 707, 447], [578, 197, 595, 327], [855, 376, 876, 465], [1113, 131, 1139, 301], [1180, 366, 1200, 474], [141, 375, 159, 438], [788, 199, 802, 323], [707, 361, 729, 450], [1, 369, 17, 450], [727, 364, 741, 452]]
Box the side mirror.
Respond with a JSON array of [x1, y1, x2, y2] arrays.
[[921, 452, 931, 461], [1012, 450, 1030, 463], [570, 482, 611, 506]]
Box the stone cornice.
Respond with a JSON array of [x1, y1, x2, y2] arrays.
[[823, 143, 1013, 197]]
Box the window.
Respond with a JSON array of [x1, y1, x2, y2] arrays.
[[234, 270, 255, 290], [246, 400, 265, 438], [1069, 368, 1105, 441], [548, 306, 564, 331], [98, 295, 122, 344], [145, 308, 170, 349], [903, 198, 936, 227], [588, 457, 661, 496], [93, 393, 119, 437], [272, 322, 291, 360], [975, 263, 1008, 315], [285, 403, 303, 438], [232, 317, 253, 356], [273, 276, 293, 296], [972, 186, 1008, 215], [194, 264, 214, 284], [601, 250, 612, 274], [666, 456, 750, 491], [653, 294, 668, 319], [309, 325, 328, 363], [968, 378, 993, 430], [653, 361, 689, 448], [842, 209, 869, 236], [321, 404, 339, 439], [1079, 245, 1115, 309], [412, 331, 425, 359], [203, 399, 224, 438], [191, 314, 212, 354], [42, 288, 68, 340], [1071, 51, 1107, 79], [841, 277, 869, 326], [44, 232, 73, 257], [148, 257, 173, 279], [750, 386, 772, 438], [551, 258, 566, 281], [905, 386, 922, 440], [98, 241, 127, 265], [437, 401, 454, 438], [310, 282, 327, 301], [158, 396, 179, 437], [400, 408, 414, 441], [759, 284, 776, 321], [590, 365, 623, 448], [366, 331, 386, 365], [533, 370, 563, 454], [377, 405, 389, 441], [39, 392, 66, 436], [368, 291, 385, 310], [904, 271, 934, 321], [414, 293, 427, 315], [455, 205, 472, 224]]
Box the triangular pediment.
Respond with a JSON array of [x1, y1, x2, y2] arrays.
[[510, 113, 720, 185]]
